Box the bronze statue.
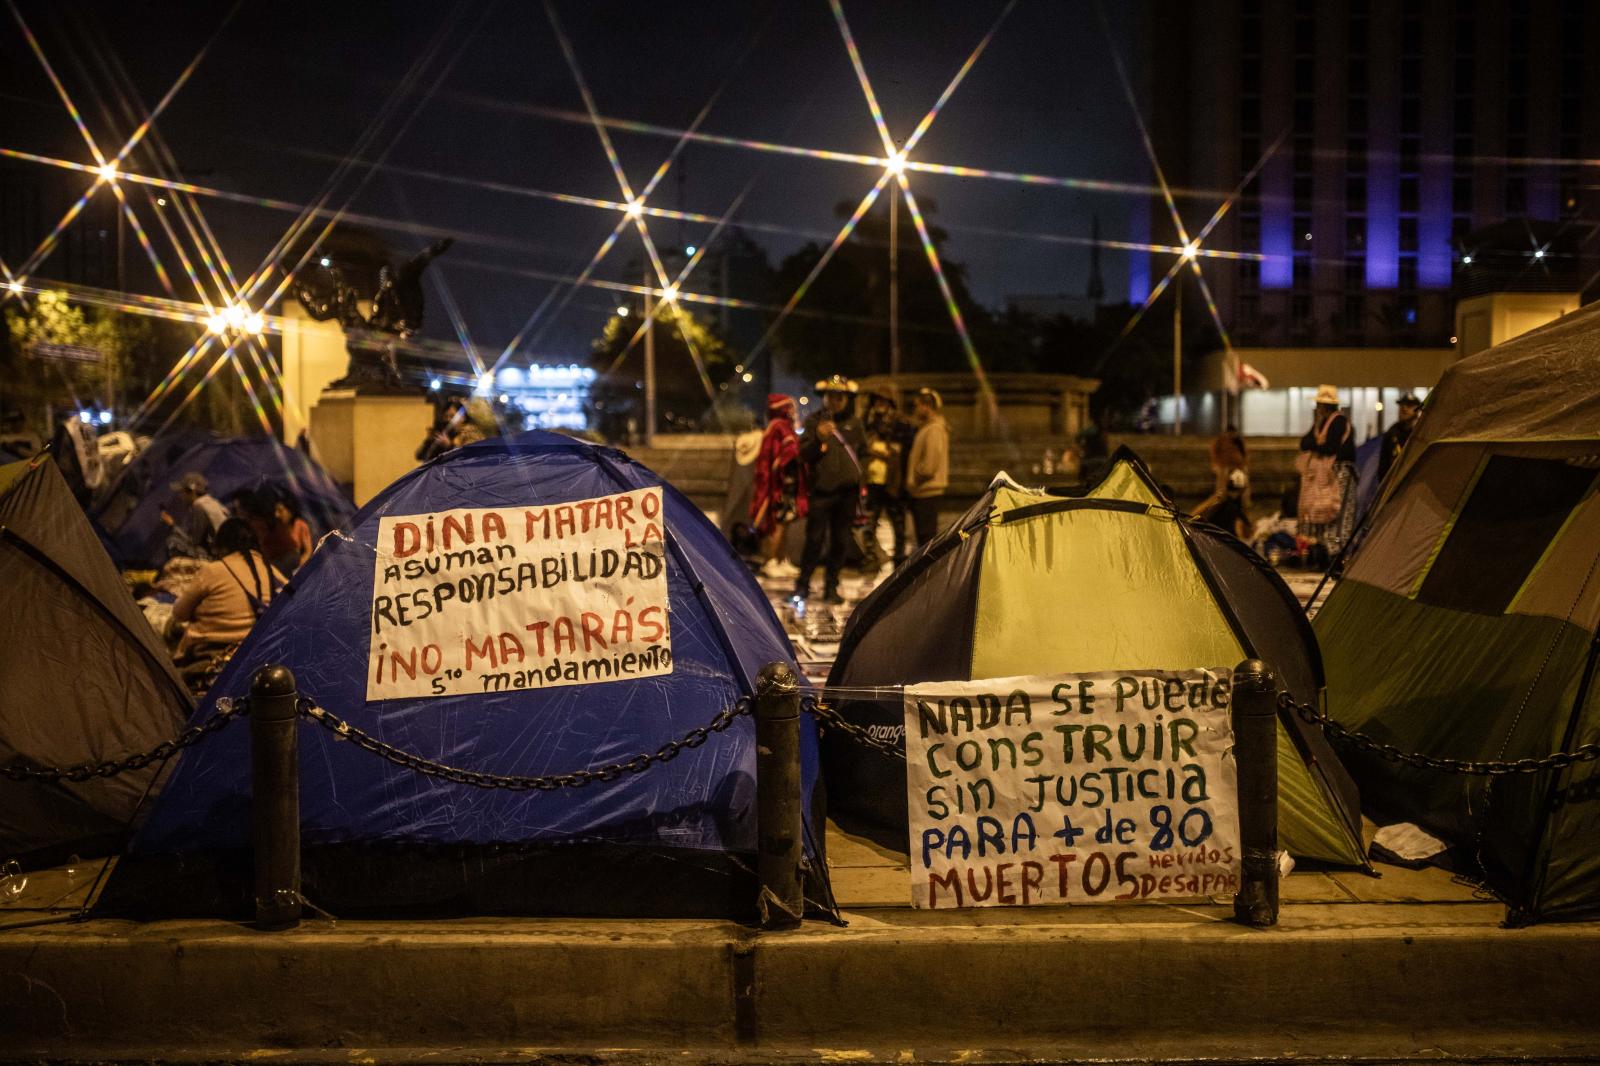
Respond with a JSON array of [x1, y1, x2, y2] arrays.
[[293, 238, 453, 392]]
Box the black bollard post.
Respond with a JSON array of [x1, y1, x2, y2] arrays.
[[1231, 659, 1280, 927], [250, 664, 301, 930], [754, 662, 803, 929]]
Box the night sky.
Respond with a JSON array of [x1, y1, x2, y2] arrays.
[[2, 1, 1154, 361]]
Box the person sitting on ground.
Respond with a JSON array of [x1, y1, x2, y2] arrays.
[[161, 472, 229, 559], [1197, 423, 1250, 513], [168, 518, 284, 667], [1198, 468, 1252, 541], [260, 491, 314, 575]]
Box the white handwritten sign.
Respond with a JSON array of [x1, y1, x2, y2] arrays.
[[904, 670, 1239, 908], [368, 487, 671, 700]]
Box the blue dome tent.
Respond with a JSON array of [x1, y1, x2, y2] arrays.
[[101, 432, 834, 919], [93, 433, 353, 568]]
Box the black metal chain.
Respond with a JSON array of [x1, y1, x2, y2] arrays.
[[297, 695, 753, 790], [803, 695, 906, 759], [0, 697, 251, 783], [1279, 691, 1600, 777]]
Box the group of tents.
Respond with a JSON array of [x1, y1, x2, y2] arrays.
[[2, 302, 1597, 923]]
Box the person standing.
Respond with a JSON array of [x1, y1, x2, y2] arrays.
[[862, 390, 911, 571], [1297, 384, 1357, 565], [794, 375, 866, 603], [751, 394, 804, 580], [905, 387, 949, 548], [1377, 393, 1423, 481]]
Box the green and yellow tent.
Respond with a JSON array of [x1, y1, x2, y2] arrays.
[[1316, 302, 1600, 922], [825, 450, 1368, 867]]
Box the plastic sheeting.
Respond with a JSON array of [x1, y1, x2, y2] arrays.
[[93, 434, 353, 568], [110, 433, 829, 918]]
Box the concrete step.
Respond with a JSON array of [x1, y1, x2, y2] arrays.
[[4, 860, 1598, 1061]]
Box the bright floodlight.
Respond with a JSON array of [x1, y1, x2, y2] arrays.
[[625, 199, 645, 219], [616, 305, 630, 317], [1534, 249, 1546, 259], [224, 304, 246, 330], [429, 377, 442, 391], [98, 410, 113, 425], [1181, 241, 1200, 261], [662, 284, 679, 302], [685, 245, 697, 256], [5, 280, 21, 295], [319, 257, 332, 268], [156, 197, 168, 207], [96, 163, 119, 183], [741, 372, 754, 383], [243, 312, 265, 336], [205, 311, 228, 334], [1462, 255, 1473, 264], [885, 151, 908, 176]]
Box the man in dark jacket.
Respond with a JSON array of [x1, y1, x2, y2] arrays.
[[1377, 393, 1422, 481], [794, 375, 867, 603]]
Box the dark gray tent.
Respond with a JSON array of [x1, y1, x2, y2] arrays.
[[0, 458, 191, 866]]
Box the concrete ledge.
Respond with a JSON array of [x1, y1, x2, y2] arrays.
[[5, 903, 1599, 1061]]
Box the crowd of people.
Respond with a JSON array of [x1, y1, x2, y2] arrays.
[[751, 376, 950, 603], [1196, 382, 1423, 570], [152, 470, 319, 682]]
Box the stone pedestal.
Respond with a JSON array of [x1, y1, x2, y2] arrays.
[[310, 389, 432, 505]]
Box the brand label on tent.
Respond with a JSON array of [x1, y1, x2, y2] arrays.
[[903, 669, 1239, 908], [367, 487, 672, 700]]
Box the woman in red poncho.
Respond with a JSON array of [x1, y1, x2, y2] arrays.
[[751, 393, 805, 580]]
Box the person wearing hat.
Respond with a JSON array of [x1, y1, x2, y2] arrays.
[[1297, 384, 1358, 565], [1377, 393, 1423, 481], [161, 472, 229, 560], [795, 375, 867, 602], [751, 394, 805, 580], [905, 386, 950, 548]]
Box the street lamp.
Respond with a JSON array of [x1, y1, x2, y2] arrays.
[[625, 199, 645, 219], [96, 162, 119, 183]]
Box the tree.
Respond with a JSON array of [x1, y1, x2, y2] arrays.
[[769, 194, 997, 383], [586, 302, 739, 436]]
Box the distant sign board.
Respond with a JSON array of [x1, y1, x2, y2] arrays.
[[367, 487, 672, 700], [29, 341, 103, 365], [903, 669, 1240, 909]]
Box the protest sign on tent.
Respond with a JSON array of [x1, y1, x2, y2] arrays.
[[99, 432, 835, 920]]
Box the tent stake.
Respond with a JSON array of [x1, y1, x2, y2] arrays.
[[251, 664, 302, 930], [1232, 659, 1280, 928], [755, 663, 803, 928]]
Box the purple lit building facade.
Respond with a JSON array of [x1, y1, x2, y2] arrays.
[[1137, 0, 1600, 353]]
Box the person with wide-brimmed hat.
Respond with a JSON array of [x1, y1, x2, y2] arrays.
[[751, 393, 805, 579], [1296, 384, 1358, 566], [1377, 392, 1424, 481], [795, 375, 867, 602]]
